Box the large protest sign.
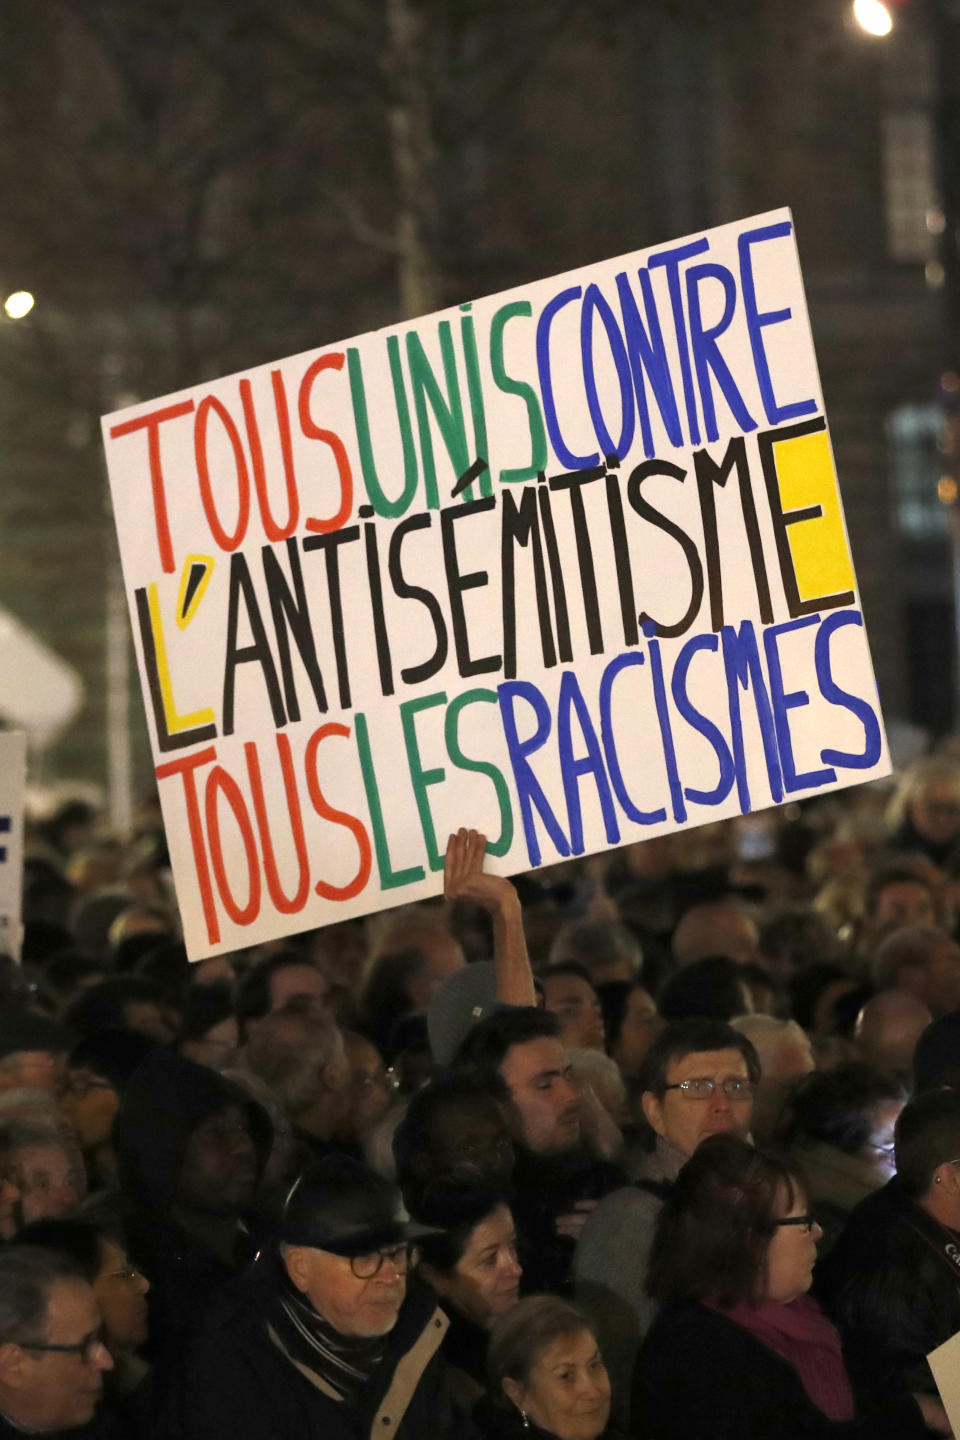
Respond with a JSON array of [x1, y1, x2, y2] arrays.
[[0, 732, 27, 961], [102, 208, 890, 959]]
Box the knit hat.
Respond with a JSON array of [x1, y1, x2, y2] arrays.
[[427, 961, 501, 1067]]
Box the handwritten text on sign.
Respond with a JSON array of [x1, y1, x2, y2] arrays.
[[102, 209, 889, 958]]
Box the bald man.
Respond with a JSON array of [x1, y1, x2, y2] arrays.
[[855, 990, 932, 1079]]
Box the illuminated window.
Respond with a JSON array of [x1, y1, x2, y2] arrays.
[[882, 110, 938, 263], [888, 403, 947, 538]]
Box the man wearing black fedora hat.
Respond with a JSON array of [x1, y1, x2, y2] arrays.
[[151, 1153, 474, 1440]]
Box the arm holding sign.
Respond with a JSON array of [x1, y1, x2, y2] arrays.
[[443, 827, 536, 1008]]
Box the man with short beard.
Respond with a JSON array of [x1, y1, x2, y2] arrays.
[[154, 1156, 470, 1440], [454, 1008, 623, 1294]]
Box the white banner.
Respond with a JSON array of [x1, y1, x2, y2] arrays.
[[102, 208, 889, 958]]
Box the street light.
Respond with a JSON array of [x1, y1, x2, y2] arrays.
[[853, 0, 894, 35], [3, 292, 34, 320]]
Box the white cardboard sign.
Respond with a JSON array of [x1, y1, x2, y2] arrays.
[[102, 208, 889, 958]]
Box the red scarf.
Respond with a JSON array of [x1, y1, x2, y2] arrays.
[[705, 1293, 855, 1422]]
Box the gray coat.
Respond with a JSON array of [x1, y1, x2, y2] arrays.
[[573, 1143, 681, 1426]]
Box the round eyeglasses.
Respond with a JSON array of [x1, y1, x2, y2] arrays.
[[349, 1242, 418, 1280], [662, 1078, 753, 1100]]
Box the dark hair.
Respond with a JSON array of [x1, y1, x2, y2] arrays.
[[914, 1012, 960, 1093], [135, 941, 192, 998], [783, 1063, 906, 1154], [657, 957, 750, 1023], [647, 1134, 805, 1306], [865, 863, 934, 920], [487, 1295, 599, 1398], [596, 980, 640, 1048], [638, 1018, 760, 1097], [787, 963, 851, 1033], [414, 1189, 513, 1275], [16, 1217, 110, 1283], [453, 1007, 561, 1094], [539, 961, 595, 989], [68, 1028, 159, 1092], [178, 982, 235, 1044], [895, 1088, 960, 1197], [39, 951, 105, 1003], [0, 1247, 86, 1345], [113, 931, 169, 976], [65, 977, 167, 1039], [235, 952, 319, 1030], [758, 911, 840, 973], [361, 948, 429, 1058], [394, 1072, 505, 1189]]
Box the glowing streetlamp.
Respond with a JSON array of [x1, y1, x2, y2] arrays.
[[3, 292, 34, 320], [853, 0, 894, 36]]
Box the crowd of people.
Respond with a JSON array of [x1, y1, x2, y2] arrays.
[[6, 753, 960, 1436]]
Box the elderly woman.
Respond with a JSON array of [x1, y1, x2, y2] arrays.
[[632, 1134, 937, 1439], [480, 1295, 617, 1440], [415, 1189, 522, 1406]]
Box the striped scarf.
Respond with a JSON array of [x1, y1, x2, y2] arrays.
[[268, 1284, 387, 1403]]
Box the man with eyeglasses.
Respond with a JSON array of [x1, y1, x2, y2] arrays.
[[0, 1247, 113, 1436], [155, 1155, 471, 1440], [574, 1018, 760, 1424]]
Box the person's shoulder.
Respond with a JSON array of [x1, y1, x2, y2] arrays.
[[585, 1183, 661, 1225], [189, 1255, 277, 1356], [640, 1300, 761, 1366]]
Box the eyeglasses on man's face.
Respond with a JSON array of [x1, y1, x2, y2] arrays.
[[349, 1242, 419, 1280], [771, 1214, 818, 1235], [661, 1077, 753, 1100], [18, 1326, 110, 1365]]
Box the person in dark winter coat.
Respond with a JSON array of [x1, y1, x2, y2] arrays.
[[632, 1134, 937, 1440], [150, 1154, 477, 1440], [112, 1046, 272, 1361], [816, 1086, 960, 1402], [454, 1008, 623, 1296]]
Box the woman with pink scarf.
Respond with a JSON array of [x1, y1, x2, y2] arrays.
[[630, 1135, 946, 1439]]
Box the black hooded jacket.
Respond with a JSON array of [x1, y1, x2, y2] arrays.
[[815, 1176, 960, 1394], [113, 1047, 272, 1359]]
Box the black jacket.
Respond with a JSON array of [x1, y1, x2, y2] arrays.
[[511, 1145, 623, 1295], [815, 1176, 960, 1394], [146, 1260, 476, 1440], [113, 1048, 272, 1360], [632, 1300, 927, 1440]]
